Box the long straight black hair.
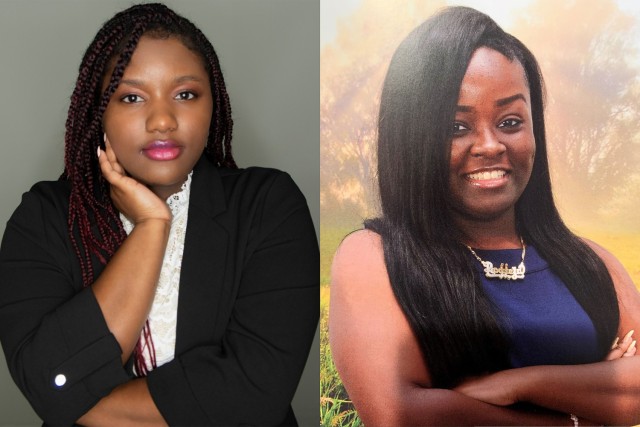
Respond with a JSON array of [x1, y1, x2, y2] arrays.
[[365, 6, 619, 388]]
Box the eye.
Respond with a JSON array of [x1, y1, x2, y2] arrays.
[[175, 91, 197, 101], [498, 118, 523, 131], [452, 122, 470, 136], [121, 94, 143, 104]]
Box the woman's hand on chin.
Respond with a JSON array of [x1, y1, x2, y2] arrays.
[[98, 136, 171, 225]]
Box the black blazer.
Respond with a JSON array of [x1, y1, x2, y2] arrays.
[[0, 155, 319, 426]]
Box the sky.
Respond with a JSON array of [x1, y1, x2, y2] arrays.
[[321, 0, 640, 48]]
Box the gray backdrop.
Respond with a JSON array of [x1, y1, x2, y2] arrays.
[[0, 0, 319, 425]]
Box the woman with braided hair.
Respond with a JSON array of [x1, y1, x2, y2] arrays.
[[0, 3, 318, 426], [330, 6, 640, 426]]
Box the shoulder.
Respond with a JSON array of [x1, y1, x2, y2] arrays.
[[1, 180, 73, 270], [201, 163, 315, 245], [581, 237, 640, 334], [217, 165, 296, 191], [330, 229, 402, 318], [217, 165, 286, 181], [581, 238, 631, 287], [332, 229, 386, 291], [23, 180, 71, 206], [329, 229, 432, 416], [196, 155, 297, 192], [331, 229, 399, 323], [220, 167, 308, 221], [214, 165, 305, 206], [7, 180, 70, 227], [194, 156, 307, 218]]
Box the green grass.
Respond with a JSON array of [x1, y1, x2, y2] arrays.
[[320, 224, 362, 427], [320, 286, 362, 427]]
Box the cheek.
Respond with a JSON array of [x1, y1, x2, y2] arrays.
[[102, 108, 124, 139], [513, 129, 535, 158], [514, 139, 536, 179], [526, 137, 536, 164], [198, 103, 213, 130], [196, 111, 212, 134], [449, 142, 464, 173], [102, 113, 136, 162], [192, 111, 213, 144], [531, 142, 536, 161]]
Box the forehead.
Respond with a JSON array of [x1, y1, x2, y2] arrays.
[[458, 47, 529, 103], [122, 35, 208, 78]]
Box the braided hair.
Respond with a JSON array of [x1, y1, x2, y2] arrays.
[[61, 3, 236, 376]]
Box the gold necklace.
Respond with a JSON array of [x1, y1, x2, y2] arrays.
[[466, 237, 526, 280]]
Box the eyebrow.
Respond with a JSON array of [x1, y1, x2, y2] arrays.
[[495, 93, 527, 107], [456, 93, 527, 112], [119, 75, 205, 87], [175, 75, 205, 84]]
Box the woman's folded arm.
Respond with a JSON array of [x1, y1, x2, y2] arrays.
[[330, 230, 591, 426]]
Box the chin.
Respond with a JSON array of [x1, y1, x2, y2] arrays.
[[456, 202, 516, 222], [130, 167, 186, 183]]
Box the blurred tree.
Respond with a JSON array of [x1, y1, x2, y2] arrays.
[[512, 0, 640, 229], [320, 0, 446, 225]]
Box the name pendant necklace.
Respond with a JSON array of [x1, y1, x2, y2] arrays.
[[466, 237, 526, 280]]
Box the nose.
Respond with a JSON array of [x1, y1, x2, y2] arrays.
[[146, 101, 177, 133], [469, 126, 506, 158]]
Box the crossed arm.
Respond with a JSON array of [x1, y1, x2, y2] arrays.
[[454, 240, 640, 425], [329, 230, 640, 426], [0, 142, 319, 425], [0, 140, 169, 426], [77, 141, 170, 425], [77, 147, 318, 426]]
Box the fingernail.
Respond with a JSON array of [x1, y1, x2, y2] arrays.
[[624, 330, 635, 342], [626, 340, 636, 355], [103, 133, 106, 143], [97, 147, 101, 158], [611, 337, 620, 350]]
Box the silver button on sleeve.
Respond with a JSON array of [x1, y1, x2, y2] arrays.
[[54, 374, 66, 387]]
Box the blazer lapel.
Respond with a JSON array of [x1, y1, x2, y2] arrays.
[[175, 156, 229, 353]]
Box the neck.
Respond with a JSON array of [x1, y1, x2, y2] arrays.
[[150, 178, 187, 202], [453, 209, 521, 249]]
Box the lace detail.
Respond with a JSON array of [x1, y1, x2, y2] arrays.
[[119, 171, 192, 372], [166, 173, 192, 217]]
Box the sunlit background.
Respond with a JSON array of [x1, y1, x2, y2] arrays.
[[320, 1, 640, 424]]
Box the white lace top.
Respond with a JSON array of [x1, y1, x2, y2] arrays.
[[120, 172, 192, 372]]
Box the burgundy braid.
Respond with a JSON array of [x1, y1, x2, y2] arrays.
[[62, 3, 236, 376]]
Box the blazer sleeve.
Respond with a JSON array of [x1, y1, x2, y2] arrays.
[[0, 183, 130, 426], [147, 171, 319, 426]]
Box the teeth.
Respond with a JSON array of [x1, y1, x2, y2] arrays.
[[468, 170, 506, 180]]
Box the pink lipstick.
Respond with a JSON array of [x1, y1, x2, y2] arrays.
[[142, 140, 181, 161]]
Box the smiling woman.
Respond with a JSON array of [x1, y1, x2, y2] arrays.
[[329, 6, 640, 426], [0, 3, 318, 426], [449, 48, 536, 226]]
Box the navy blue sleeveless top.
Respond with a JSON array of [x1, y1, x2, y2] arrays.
[[470, 245, 600, 367]]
